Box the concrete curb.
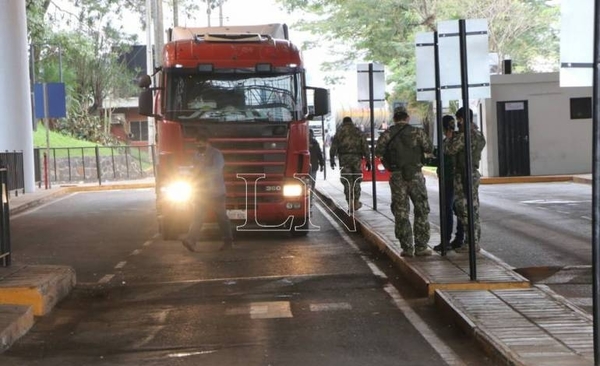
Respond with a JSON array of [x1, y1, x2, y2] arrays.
[[0, 265, 76, 316], [9, 182, 156, 216], [0, 305, 34, 353]]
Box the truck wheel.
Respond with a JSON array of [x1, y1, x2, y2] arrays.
[[290, 217, 309, 237]]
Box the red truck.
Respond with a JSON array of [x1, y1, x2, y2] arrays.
[[138, 23, 329, 240]]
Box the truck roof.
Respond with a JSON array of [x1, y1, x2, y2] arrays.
[[170, 24, 289, 42]]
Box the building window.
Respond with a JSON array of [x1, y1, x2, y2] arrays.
[[130, 120, 149, 141], [570, 97, 592, 119]]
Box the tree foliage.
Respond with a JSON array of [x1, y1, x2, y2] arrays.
[[26, 0, 141, 144], [275, 0, 559, 114]]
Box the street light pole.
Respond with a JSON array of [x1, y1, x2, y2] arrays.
[[145, 0, 155, 148]]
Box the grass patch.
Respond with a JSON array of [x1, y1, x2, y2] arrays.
[[34, 124, 97, 149], [33, 124, 153, 169]]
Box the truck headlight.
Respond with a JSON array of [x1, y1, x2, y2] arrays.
[[283, 183, 303, 197], [162, 181, 193, 202]]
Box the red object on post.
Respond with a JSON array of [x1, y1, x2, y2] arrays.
[[362, 157, 390, 182]]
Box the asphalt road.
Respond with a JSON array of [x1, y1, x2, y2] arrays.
[[1, 189, 493, 366]]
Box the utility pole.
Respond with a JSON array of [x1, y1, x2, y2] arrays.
[[219, 0, 223, 26], [207, 1, 211, 26], [173, 0, 179, 27], [145, 0, 155, 148], [153, 0, 164, 65]]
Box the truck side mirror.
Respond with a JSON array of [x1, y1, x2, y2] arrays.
[[313, 87, 330, 117], [139, 89, 154, 116]]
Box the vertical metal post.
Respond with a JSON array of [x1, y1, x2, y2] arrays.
[[321, 115, 327, 180], [111, 148, 116, 179], [95, 146, 102, 186], [434, 31, 449, 256], [0, 168, 10, 267], [81, 148, 86, 181], [138, 147, 144, 177], [458, 19, 477, 280], [58, 46, 63, 82], [52, 148, 57, 182], [125, 148, 131, 179], [43, 83, 51, 189], [29, 44, 37, 131], [151, 144, 156, 178], [369, 63, 377, 211], [67, 148, 71, 182], [43, 152, 48, 189], [591, 1, 600, 363]]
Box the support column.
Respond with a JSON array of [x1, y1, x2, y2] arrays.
[[0, 2, 34, 193]]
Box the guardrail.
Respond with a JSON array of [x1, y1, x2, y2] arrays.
[[0, 168, 11, 267]]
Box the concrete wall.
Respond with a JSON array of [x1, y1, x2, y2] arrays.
[[482, 72, 592, 177]]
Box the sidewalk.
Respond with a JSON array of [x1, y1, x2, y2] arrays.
[[316, 169, 594, 365], [0, 173, 596, 362]]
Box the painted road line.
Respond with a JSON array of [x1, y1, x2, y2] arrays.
[[310, 302, 352, 312], [384, 284, 466, 366], [226, 301, 293, 319], [131, 249, 141, 256], [143, 240, 153, 246], [317, 204, 466, 366], [11, 193, 78, 219], [98, 274, 115, 284], [115, 261, 127, 269]]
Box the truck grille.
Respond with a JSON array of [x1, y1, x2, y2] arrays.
[[183, 123, 290, 209]]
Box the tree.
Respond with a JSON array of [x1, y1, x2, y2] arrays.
[[274, 0, 559, 114], [26, 0, 141, 144]]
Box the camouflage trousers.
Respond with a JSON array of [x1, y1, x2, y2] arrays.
[[339, 156, 363, 206], [454, 170, 481, 245], [389, 171, 430, 250]]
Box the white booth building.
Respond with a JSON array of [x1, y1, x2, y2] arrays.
[[481, 72, 592, 178]]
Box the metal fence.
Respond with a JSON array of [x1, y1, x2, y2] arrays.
[[0, 151, 25, 196], [0, 168, 11, 267], [36, 145, 156, 185]]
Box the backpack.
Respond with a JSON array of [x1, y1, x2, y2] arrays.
[[382, 125, 408, 171]]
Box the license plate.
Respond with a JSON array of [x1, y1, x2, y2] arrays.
[[227, 209, 247, 220]]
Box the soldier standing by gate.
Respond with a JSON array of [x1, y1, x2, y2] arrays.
[[375, 108, 433, 257], [330, 116, 371, 212], [444, 107, 486, 253]]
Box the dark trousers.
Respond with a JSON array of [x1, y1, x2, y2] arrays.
[[444, 181, 464, 242], [186, 194, 233, 244]]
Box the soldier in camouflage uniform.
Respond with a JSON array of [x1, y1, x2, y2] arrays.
[[329, 116, 371, 211], [444, 107, 486, 253], [375, 109, 433, 257]]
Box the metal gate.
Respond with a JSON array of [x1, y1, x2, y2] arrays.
[[497, 101, 531, 177]]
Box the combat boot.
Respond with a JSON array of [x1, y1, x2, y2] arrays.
[[415, 246, 433, 256], [400, 246, 414, 257], [454, 243, 480, 253]]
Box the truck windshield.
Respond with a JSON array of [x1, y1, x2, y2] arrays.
[[164, 71, 301, 123]]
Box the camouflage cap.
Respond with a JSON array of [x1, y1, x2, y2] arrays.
[[393, 105, 407, 115], [393, 106, 409, 121]]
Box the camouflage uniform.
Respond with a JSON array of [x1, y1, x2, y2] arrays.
[[444, 125, 486, 250], [329, 120, 370, 209], [375, 121, 433, 255]]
